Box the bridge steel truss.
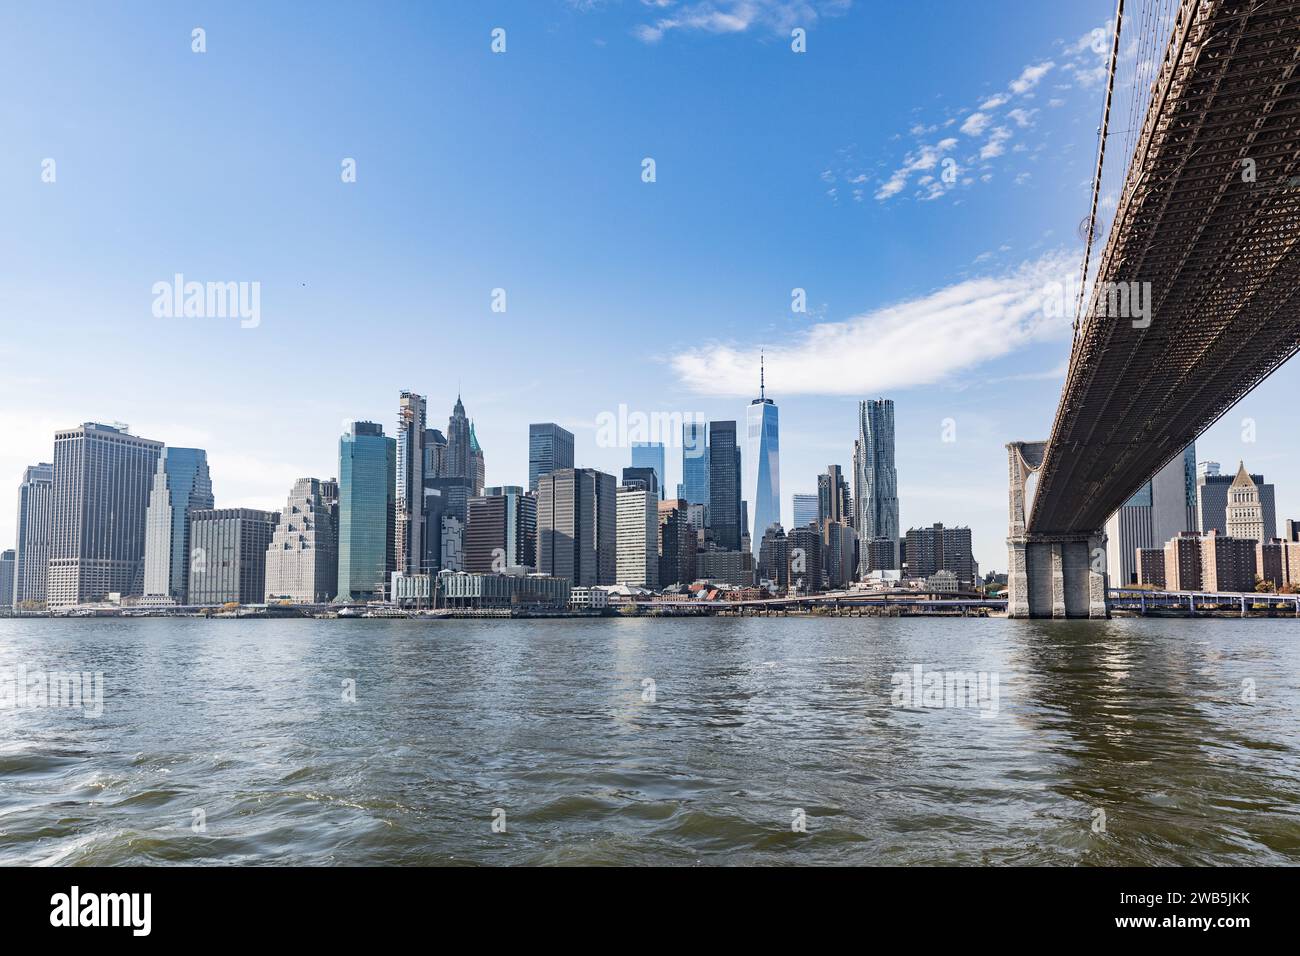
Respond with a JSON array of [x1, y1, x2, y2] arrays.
[[1029, 0, 1300, 537]]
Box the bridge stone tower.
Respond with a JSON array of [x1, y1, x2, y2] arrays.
[[1006, 442, 1108, 619]]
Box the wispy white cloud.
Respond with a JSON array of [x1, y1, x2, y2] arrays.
[[671, 249, 1078, 396], [633, 0, 851, 43]]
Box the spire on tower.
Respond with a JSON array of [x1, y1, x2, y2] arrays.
[[760, 350, 765, 401]]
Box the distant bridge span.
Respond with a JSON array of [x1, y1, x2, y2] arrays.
[[1009, 0, 1300, 617]]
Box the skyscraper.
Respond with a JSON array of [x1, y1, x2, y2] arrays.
[[744, 356, 780, 557], [1197, 462, 1276, 538], [466, 486, 537, 572], [1225, 462, 1266, 543], [528, 423, 575, 492], [0, 550, 14, 609], [536, 468, 616, 586], [657, 499, 696, 587], [264, 478, 338, 603], [853, 399, 899, 574], [708, 421, 741, 552], [142, 447, 214, 603], [47, 423, 163, 608], [817, 465, 851, 528], [338, 421, 396, 601], [187, 508, 278, 605], [679, 421, 709, 508], [791, 493, 819, 530], [616, 479, 659, 588], [631, 442, 666, 501], [12, 462, 53, 607], [1105, 443, 1196, 586], [395, 392, 427, 575], [444, 395, 484, 496]]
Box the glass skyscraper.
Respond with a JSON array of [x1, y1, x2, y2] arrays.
[[680, 421, 709, 509], [528, 422, 575, 492], [853, 399, 899, 574], [708, 421, 741, 552], [792, 493, 819, 529], [337, 421, 396, 601], [744, 359, 779, 556], [143, 446, 214, 602], [630, 442, 665, 501]]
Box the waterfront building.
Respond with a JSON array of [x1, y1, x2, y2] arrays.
[[680, 421, 709, 508], [1225, 462, 1267, 543], [47, 423, 163, 608], [187, 508, 278, 604], [12, 462, 53, 607], [708, 421, 741, 552], [657, 499, 696, 588], [1256, 539, 1300, 589], [569, 586, 609, 610], [1104, 445, 1197, 585], [466, 487, 536, 573], [631, 442, 666, 501], [142, 447, 214, 603], [536, 468, 616, 586], [696, 548, 754, 587], [791, 493, 819, 530], [1198, 462, 1276, 538], [744, 358, 780, 558], [616, 481, 659, 588], [904, 523, 976, 589], [264, 478, 338, 603], [863, 536, 900, 576], [853, 399, 899, 574], [1163, 532, 1203, 591], [0, 550, 13, 608], [927, 569, 959, 593], [438, 570, 569, 609], [786, 525, 822, 593], [391, 572, 433, 608], [1200, 530, 1257, 592], [1137, 548, 1166, 588], [529, 423, 574, 492], [395, 392, 427, 576], [337, 421, 396, 601]]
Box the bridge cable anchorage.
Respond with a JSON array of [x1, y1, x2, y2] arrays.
[[1075, 0, 1127, 338]]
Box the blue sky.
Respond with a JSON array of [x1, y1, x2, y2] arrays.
[[2, 0, 1297, 573]]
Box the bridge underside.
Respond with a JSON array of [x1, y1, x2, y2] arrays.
[[1029, 0, 1300, 537]]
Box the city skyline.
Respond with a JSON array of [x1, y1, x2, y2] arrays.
[[3, 0, 1299, 576]]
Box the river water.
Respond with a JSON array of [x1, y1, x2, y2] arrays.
[[1, 616, 1297, 865]]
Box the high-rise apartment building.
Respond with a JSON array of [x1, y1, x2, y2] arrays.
[[853, 399, 899, 574], [264, 478, 338, 603], [142, 447, 214, 603], [904, 523, 976, 588], [12, 462, 53, 607], [679, 421, 709, 508], [188, 508, 278, 604], [528, 423, 575, 492], [744, 359, 780, 557], [47, 423, 163, 608], [395, 392, 427, 575], [758, 524, 789, 587], [1200, 530, 1257, 592], [708, 421, 741, 552], [338, 421, 396, 601], [787, 525, 822, 593], [1163, 532, 1203, 591], [536, 468, 616, 586], [616, 481, 658, 588], [631, 442, 666, 501]]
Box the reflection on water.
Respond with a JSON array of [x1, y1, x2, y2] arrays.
[[0, 616, 1296, 865]]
